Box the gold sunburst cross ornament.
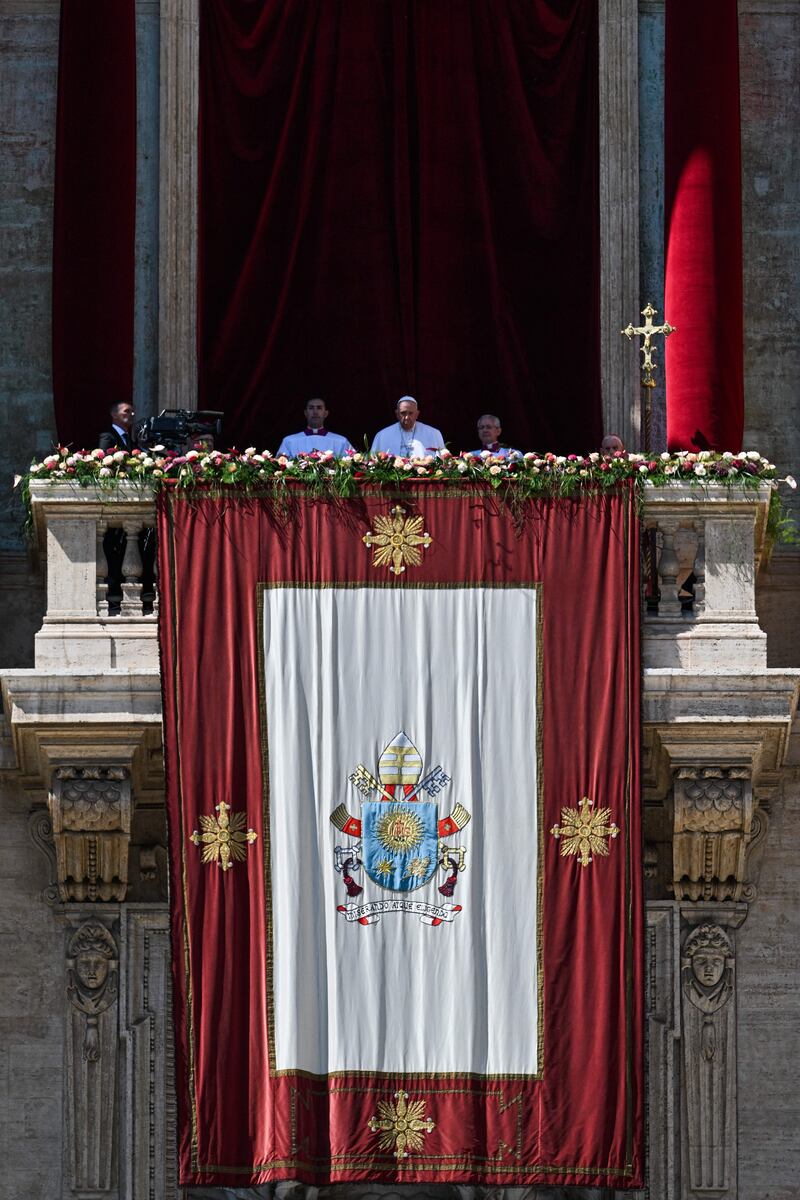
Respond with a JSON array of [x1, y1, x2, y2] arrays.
[[550, 796, 620, 869], [190, 800, 257, 871], [368, 1090, 435, 1160], [363, 505, 432, 575]]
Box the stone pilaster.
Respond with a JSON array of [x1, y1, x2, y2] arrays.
[[120, 907, 178, 1200], [63, 912, 121, 1198], [680, 906, 747, 1200]]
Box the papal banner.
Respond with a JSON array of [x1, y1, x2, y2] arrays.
[[159, 485, 643, 1188]]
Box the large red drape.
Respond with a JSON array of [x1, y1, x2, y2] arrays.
[[52, 0, 137, 451], [664, 1, 744, 452], [198, 1, 600, 455], [159, 486, 643, 1187]]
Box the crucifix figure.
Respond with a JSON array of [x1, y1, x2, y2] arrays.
[[621, 302, 676, 389]]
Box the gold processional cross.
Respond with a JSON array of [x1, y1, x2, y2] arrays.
[[621, 302, 676, 451]]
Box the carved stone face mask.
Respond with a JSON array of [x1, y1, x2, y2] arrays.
[[691, 949, 725, 989], [75, 950, 110, 991]]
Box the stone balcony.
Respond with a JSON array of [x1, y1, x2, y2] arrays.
[[0, 479, 797, 908], [1, 479, 798, 1200]]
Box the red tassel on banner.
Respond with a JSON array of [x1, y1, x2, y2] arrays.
[[665, 0, 744, 453]]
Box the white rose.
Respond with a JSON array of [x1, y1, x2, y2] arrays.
[[113, 450, 126, 463], [722, 451, 733, 460], [694, 464, 707, 476], [30, 463, 43, 474], [638, 464, 649, 473], [699, 450, 711, 460], [393, 457, 405, 468], [489, 465, 502, 476], [746, 451, 761, 461], [98, 467, 112, 477], [661, 451, 671, 461], [457, 460, 469, 473]]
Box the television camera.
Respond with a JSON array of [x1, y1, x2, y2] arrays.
[[136, 409, 224, 454]]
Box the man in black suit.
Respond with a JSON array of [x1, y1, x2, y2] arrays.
[[99, 401, 136, 451], [98, 401, 156, 615]]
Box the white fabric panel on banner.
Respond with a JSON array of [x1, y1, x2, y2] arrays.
[[262, 586, 539, 1076]]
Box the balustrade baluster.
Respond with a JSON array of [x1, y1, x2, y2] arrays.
[[121, 521, 144, 615], [96, 520, 109, 616], [657, 520, 682, 618], [692, 519, 706, 617]]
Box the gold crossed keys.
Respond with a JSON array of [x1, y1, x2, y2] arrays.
[[550, 796, 620, 869], [621, 302, 676, 389], [190, 800, 257, 871], [368, 1091, 435, 1160], [363, 505, 432, 575]]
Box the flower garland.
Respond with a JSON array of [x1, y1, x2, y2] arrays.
[[25, 444, 792, 496], [21, 445, 798, 545]]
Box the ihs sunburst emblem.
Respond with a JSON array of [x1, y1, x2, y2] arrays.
[[362, 505, 432, 575], [550, 796, 620, 868], [368, 1090, 435, 1160], [190, 800, 257, 871]]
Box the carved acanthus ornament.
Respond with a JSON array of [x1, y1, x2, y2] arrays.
[[48, 765, 133, 901], [673, 767, 755, 902]]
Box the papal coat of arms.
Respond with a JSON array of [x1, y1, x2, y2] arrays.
[[330, 731, 470, 925]]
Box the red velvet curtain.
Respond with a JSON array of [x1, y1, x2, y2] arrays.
[[52, 0, 137, 450], [664, 1, 744, 452], [199, 1, 600, 454]]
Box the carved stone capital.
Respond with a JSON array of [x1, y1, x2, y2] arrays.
[[673, 767, 754, 902], [48, 765, 133, 901]]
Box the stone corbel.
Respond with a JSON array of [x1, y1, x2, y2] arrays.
[[673, 766, 753, 902], [48, 765, 133, 901]]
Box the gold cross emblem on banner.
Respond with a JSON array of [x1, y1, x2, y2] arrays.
[[362, 505, 432, 575]]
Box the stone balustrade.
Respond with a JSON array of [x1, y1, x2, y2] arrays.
[[28, 477, 774, 673], [642, 482, 772, 671], [28, 481, 158, 671]]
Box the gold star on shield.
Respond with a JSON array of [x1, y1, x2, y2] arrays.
[[550, 796, 620, 868], [368, 1090, 435, 1160], [190, 800, 257, 871], [363, 506, 432, 575]]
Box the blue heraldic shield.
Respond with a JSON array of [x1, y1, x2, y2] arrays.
[[361, 800, 439, 891]]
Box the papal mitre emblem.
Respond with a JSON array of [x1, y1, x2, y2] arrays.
[[377, 731, 422, 787]]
